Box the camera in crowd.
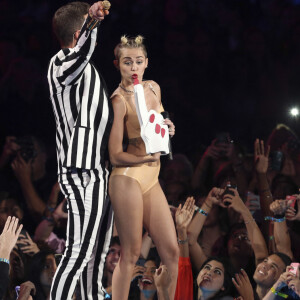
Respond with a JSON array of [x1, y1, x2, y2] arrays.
[[14, 136, 37, 163], [222, 181, 237, 206]]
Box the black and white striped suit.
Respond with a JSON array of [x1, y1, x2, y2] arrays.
[[47, 16, 113, 300]]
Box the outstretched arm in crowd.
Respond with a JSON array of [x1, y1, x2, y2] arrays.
[[269, 200, 293, 260], [254, 139, 273, 241], [154, 265, 171, 300], [0, 217, 23, 299], [174, 197, 195, 300], [187, 187, 225, 271], [224, 189, 268, 265], [11, 154, 47, 218]]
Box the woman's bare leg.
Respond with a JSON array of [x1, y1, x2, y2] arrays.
[[109, 176, 143, 300], [143, 183, 179, 300]]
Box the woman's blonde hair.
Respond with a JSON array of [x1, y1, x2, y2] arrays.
[[114, 35, 147, 59]]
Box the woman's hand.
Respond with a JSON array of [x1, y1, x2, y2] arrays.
[[223, 189, 245, 214], [148, 152, 161, 162], [17, 281, 36, 300], [175, 197, 195, 231], [288, 277, 300, 296], [154, 265, 171, 290], [11, 154, 32, 184], [17, 232, 40, 256], [273, 266, 295, 290], [164, 118, 175, 137], [286, 196, 300, 221], [206, 187, 226, 208], [269, 199, 287, 216], [254, 139, 270, 174], [0, 216, 23, 258], [132, 265, 145, 281], [232, 269, 254, 300]]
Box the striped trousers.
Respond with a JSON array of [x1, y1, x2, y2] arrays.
[[50, 166, 113, 300]]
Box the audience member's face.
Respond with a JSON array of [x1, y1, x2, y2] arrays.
[[164, 181, 186, 206], [10, 249, 25, 281], [163, 161, 190, 185], [227, 228, 253, 258], [138, 260, 157, 292], [105, 244, 121, 273], [0, 199, 23, 231], [118, 48, 148, 84], [253, 254, 286, 288], [40, 254, 57, 288], [197, 260, 225, 294]]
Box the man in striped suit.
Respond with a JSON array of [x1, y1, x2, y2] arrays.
[[47, 2, 113, 299]]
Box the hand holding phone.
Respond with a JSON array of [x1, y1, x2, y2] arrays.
[[290, 263, 300, 277]]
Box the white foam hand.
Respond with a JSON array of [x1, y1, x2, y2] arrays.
[[134, 82, 169, 155]]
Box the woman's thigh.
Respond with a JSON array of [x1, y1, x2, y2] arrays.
[[142, 183, 178, 258], [109, 175, 144, 251]]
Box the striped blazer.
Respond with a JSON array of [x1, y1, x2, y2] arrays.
[[47, 17, 113, 172]]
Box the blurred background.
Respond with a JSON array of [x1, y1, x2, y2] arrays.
[[0, 0, 300, 167]]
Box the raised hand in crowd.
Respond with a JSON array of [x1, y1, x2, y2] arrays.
[[288, 265, 300, 296], [17, 281, 36, 300], [224, 188, 268, 264], [262, 265, 299, 299], [254, 139, 273, 221], [34, 197, 67, 253], [269, 200, 293, 260], [187, 187, 225, 269], [286, 195, 300, 221], [175, 196, 195, 257], [0, 216, 23, 259], [154, 265, 171, 300], [0, 136, 20, 169], [232, 269, 254, 300], [254, 139, 270, 175], [0, 216, 23, 299], [131, 263, 145, 281], [16, 231, 40, 256]]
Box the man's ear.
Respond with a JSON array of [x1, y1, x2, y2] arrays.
[[113, 60, 119, 69], [74, 30, 81, 42]]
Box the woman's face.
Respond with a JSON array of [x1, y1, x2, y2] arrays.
[[10, 250, 25, 281], [197, 260, 225, 293], [40, 254, 57, 288], [118, 48, 148, 84], [138, 260, 157, 291]]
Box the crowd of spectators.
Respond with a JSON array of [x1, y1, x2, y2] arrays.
[[1, 0, 300, 299]]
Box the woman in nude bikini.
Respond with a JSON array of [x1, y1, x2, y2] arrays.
[[108, 35, 178, 300]]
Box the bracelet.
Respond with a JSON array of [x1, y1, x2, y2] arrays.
[[42, 216, 55, 223], [177, 237, 188, 244], [203, 201, 212, 209], [46, 205, 55, 213], [270, 287, 288, 298], [264, 216, 286, 222], [244, 218, 255, 224], [0, 258, 9, 264], [197, 208, 208, 217]]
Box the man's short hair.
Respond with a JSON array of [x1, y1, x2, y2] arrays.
[[109, 236, 120, 247], [273, 252, 292, 268], [52, 2, 90, 47]]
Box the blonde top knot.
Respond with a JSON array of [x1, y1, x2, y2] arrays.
[[135, 35, 144, 45], [120, 35, 128, 45], [114, 35, 147, 59]]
